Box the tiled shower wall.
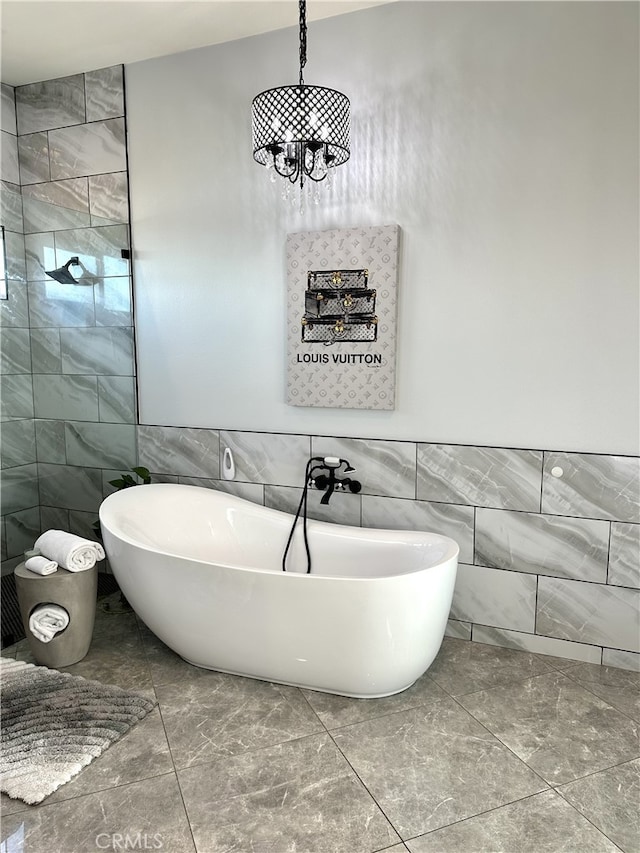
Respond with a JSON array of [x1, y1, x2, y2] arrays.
[[135, 426, 640, 670], [0, 68, 134, 575], [1, 84, 37, 572]]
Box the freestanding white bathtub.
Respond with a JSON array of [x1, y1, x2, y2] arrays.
[[99, 483, 459, 698]]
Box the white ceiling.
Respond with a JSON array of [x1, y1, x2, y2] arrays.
[[1, 0, 389, 87]]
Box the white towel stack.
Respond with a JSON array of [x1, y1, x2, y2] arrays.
[[34, 530, 105, 572], [28, 604, 70, 643], [25, 555, 58, 575]]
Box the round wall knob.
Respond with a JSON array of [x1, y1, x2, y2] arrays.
[[551, 466, 564, 478]]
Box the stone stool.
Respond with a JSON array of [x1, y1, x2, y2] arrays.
[[14, 562, 97, 668]]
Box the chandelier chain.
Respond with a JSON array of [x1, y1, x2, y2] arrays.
[[298, 0, 307, 86]]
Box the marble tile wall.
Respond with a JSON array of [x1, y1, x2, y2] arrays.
[[1, 83, 37, 574], [136, 427, 640, 669], [1, 67, 134, 575]]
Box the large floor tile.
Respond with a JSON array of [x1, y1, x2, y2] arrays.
[[0, 773, 195, 853], [406, 790, 620, 852], [61, 639, 155, 700], [42, 708, 173, 805], [563, 662, 640, 722], [178, 732, 400, 853], [10, 612, 155, 698], [302, 672, 448, 730], [332, 697, 547, 838], [90, 607, 142, 645], [427, 637, 554, 696], [1, 642, 18, 660], [459, 671, 640, 785], [138, 620, 204, 687], [157, 670, 323, 768], [4, 607, 639, 852], [13, 638, 37, 663], [558, 758, 640, 853], [0, 791, 28, 817]]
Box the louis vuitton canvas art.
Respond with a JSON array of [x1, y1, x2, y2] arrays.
[[286, 224, 400, 410]]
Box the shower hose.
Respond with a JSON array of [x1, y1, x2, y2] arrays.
[[281, 457, 321, 574]]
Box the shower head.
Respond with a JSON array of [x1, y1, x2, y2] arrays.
[[45, 257, 80, 285]]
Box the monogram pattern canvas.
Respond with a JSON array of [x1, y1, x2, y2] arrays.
[[286, 224, 400, 410]]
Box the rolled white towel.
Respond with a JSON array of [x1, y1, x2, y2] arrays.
[[34, 529, 105, 572], [25, 555, 58, 576], [28, 604, 70, 643]]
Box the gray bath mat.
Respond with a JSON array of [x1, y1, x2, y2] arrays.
[[0, 657, 156, 804]]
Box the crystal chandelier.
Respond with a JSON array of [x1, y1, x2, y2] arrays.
[[251, 0, 350, 191]]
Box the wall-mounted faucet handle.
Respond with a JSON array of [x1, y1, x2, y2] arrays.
[[317, 456, 356, 472], [322, 456, 341, 468], [307, 457, 360, 504]]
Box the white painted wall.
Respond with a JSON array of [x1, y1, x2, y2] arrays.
[[126, 1, 639, 455]]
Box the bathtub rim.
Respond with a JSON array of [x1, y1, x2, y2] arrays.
[[99, 482, 460, 581]]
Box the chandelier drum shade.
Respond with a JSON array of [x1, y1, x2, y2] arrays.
[[251, 0, 350, 189], [252, 85, 350, 184]]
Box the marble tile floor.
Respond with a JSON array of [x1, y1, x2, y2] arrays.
[[1, 595, 639, 853]]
